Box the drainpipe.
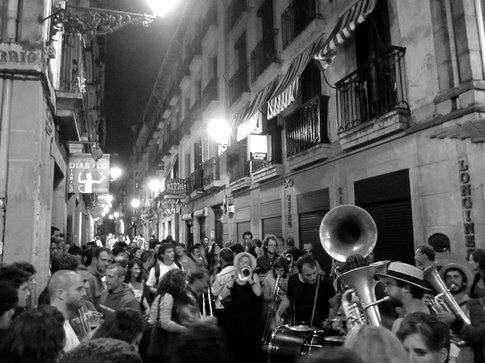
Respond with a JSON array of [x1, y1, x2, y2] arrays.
[[0, 0, 19, 262]]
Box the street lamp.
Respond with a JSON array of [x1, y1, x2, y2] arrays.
[[148, 179, 162, 193], [131, 198, 141, 209], [208, 118, 231, 155], [146, 0, 179, 17], [110, 167, 122, 181]]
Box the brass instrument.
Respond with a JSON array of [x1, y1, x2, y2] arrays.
[[201, 288, 214, 317], [320, 205, 385, 329], [285, 253, 293, 264], [238, 266, 253, 281]]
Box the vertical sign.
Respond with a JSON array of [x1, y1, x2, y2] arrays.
[[458, 158, 476, 252], [67, 154, 110, 194]]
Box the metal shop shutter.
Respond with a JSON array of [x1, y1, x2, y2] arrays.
[[237, 221, 251, 243], [299, 210, 332, 275], [262, 216, 283, 239]]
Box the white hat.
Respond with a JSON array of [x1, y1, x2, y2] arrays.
[[376, 261, 432, 292]]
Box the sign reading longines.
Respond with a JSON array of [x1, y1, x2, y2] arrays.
[[67, 154, 110, 194]]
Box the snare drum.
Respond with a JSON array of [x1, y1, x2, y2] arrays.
[[268, 325, 325, 363]]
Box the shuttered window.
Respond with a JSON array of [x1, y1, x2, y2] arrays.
[[262, 216, 283, 239], [299, 211, 331, 274]]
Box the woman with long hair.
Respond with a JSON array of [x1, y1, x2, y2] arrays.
[[208, 242, 223, 279], [256, 234, 281, 275], [127, 259, 144, 301], [468, 249, 485, 299]]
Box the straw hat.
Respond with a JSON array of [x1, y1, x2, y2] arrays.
[[234, 252, 257, 270], [439, 262, 474, 296], [376, 261, 433, 292]]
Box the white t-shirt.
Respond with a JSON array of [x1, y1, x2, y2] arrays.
[[146, 261, 179, 288], [63, 320, 80, 352]]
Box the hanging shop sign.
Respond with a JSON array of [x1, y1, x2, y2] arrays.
[[247, 134, 269, 161], [0, 43, 45, 73], [67, 154, 110, 194], [458, 158, 476, 250]]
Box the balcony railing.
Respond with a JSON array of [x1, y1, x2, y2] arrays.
[[189, 167, 204, 193], [228, 0, 246, 31], [202, 77, 219, 110], [229, 158, 250, 183], [202, 156, 220, 186], [229, 68, 249, 104], [285, 95, 329, 157], [336, 46, 408, 132], [165, 178, 189, 195], [281, 0, 321, 49], [251, 37, 276, 82], [251, 159, 273, 173]]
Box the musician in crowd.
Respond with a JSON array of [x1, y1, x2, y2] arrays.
[[396, 312, 450, 363], [415, 245, 436, 271], [262, 257, 289, 333], [468, 249, 485, 299], [376, 262, 432, 332], [276, 255, 338, 328], [211, 248, 235, 309], [186, 269, 210, 316], [219, 252, 262, 363], [242, 231, 253, 252], [256, 234, 281, 275], [436, 264, 485, 363]]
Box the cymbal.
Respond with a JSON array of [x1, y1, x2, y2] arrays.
[[325, 317, 346, 323], [324, 335, 346, 343], [288, 325, 314, 332]]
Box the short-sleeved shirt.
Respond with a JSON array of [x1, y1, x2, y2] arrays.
[[286, 274, 335, 327], [146, 261, 179, 288]]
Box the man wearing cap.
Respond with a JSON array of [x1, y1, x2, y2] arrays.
[[437, 264, 485, 363], [376, 261, 432, 332], [414, 245, 436, 271]]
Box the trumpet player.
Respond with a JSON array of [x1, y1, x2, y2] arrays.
[[435, 264, 485, 363]]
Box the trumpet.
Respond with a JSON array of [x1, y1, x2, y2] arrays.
[[284, 253, 293, 264], [238, 265, 253, 281]]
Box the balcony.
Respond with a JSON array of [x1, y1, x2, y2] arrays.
[[202, 156, 222, 191], [251, 159, 284, 184], [228, 0, 247, 31], [336, 46, 410, 150], [202, 77, 219, 111], [229, 68, 249, 105], [189, 167, 204, 198], [163, 178, 189, 199], [251, 37, 276, 83], [228, 157, 251, 193], [285, 95, 331, 169], [281, 0, 322, 49]]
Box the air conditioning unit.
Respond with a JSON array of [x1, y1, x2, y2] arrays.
[[228, 205, 235, 214]]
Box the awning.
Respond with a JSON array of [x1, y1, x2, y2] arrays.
[[429, 120, 485, 143], [267, 36, 325, 119], [314, 0, 378, 69]]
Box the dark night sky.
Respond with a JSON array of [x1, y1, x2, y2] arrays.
[[103, 0, 181, 167]]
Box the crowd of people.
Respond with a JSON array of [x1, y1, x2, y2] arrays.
[[0, 229, 484, 363]]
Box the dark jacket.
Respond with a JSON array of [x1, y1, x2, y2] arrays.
[[97, 283, 140, 319], [452, 298, 485, 363], [85, 266, 105, 306]]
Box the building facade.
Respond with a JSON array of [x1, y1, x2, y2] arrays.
[[126, 0, 485, 270]]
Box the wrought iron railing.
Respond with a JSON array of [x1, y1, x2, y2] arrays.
[[251, 37, 276, 82], [336, 46, 408, 132], [165, 178, 189, 195], [228, 0, 246, 31], [229, 157, 250, 183], [285, 95, 329, 157], [281, 0, 321, 49], [251, 159, 272, 173], [189, 167, 204, 193], [229, 68, 249, 104], [202, 77, 219, 110], [202, 156, 220, 186]]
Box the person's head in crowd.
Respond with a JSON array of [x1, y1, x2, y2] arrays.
[[130, 247, 142, 260], [414, 245, 435, 270], [50, 237, 63, 259], [441, 263, 472, 297], [174, 320, 227, 363], [105, 263, 128, 292], [114, 251, 130, 267], [296, 254, 319, 285], [111, 245, 125, 257], [92, 308, 145, 349], [128, 241, 138, 249], [90, 246, 112, 275], [0, 281, 18, 330], [187, 268, 209, 293], [242, 231, 253, 246], [201, 236, 210, 248], [378, 297, 403, 331], [345, 325, 407, 363], [12, 261, 37, 294], [428, 233, 450, 253], [157, 242, 176, 264], [81, 245, 93, 266], [166, 235, 173, 242], [209, 242, 222, 257], [262, 234, 278, 257], [68, 245, 83, 263], [0, 305, 65, 363], [230, 243, 244, 255], [140, 250, 155, 269], [176, 291, 199, 326], [219, 248, 234, 268], [64, 242, 72, 253], [48, 270, 85, 317], [127, 259, 143, 283], [300, 347, 364, 363], [157, 268, 187, 298], [271, 257, 289, 279], [303, 242, 314, 255], [251, 238, 262, 249], [59, 338, 142, 363], [377, 262, 429, 302], [0, 265, 31, 308], [175, 243, 188, 259], [51, 252, 80, 274], [190, 243, 203, 261], [286, 237, 295, 248], [468, 248, 485, 273], [396, 312, 450, 363]]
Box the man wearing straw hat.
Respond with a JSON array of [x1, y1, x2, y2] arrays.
[[376, 261, 432, 332]]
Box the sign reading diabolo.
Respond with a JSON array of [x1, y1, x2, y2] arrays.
[[67, 154, 110, 194]]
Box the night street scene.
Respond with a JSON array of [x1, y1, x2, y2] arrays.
[[1, 1, 485, 363]]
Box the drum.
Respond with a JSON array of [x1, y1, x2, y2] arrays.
[[268, 325, 326, 363]]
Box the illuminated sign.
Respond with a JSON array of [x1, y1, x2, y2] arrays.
[[248, 134, 269, 161], [67, 154, 110, 194]]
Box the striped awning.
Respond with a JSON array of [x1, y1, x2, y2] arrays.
[[314, 0, 378, 69], [267, 36, 325, 120]]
